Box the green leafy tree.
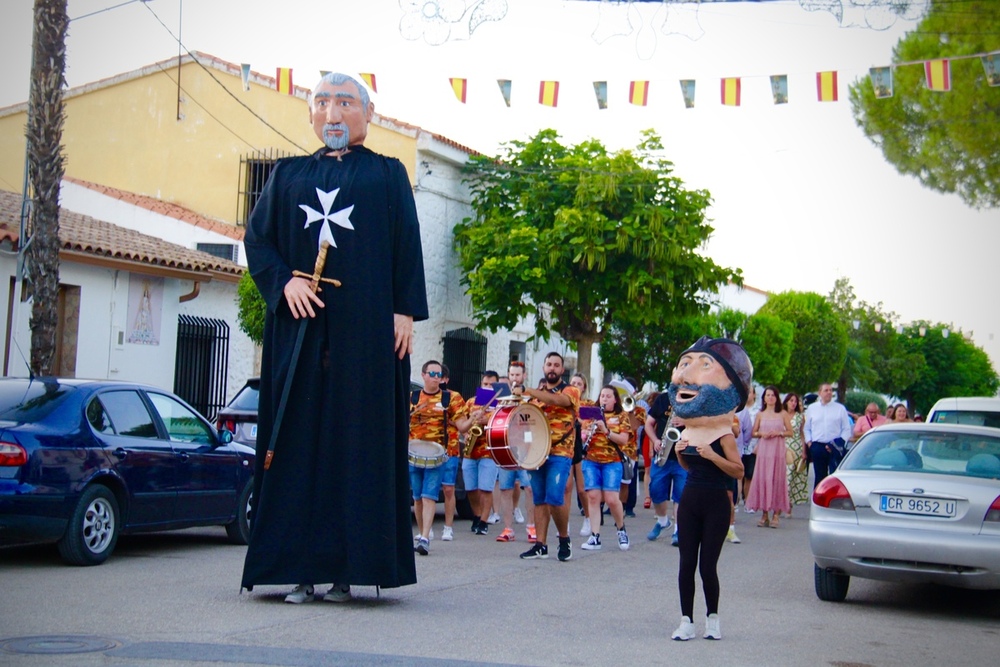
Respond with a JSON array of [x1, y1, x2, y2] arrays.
[[740, 311, 794, 387], [756, 291, 848, 395], [600, 312, 714, 389], [849, 1, 1000, 208], [845, 390, 888, 417], [898, 323, 999, 416], [236, 272, 265, 346], [455, 129, 740, 378]]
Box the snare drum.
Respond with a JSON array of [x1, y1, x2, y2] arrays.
[[486, 403, 551, 470], [408, 440, 447, 468]]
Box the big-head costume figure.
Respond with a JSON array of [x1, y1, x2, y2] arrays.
[[240, 73, 428, 598], [667, 337, 753, 451]]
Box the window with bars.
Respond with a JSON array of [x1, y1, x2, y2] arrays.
[[236, 149, 294, 225]]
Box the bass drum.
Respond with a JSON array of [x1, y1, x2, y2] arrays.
[[486, 403, 551, 470]]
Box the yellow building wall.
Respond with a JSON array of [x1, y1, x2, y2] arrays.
[[0, 61, 417, 224]]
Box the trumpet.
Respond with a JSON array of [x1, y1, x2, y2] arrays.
[[654, 419, 682, 467], [622, 395, 635, 412]]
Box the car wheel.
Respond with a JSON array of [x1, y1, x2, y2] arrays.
[[225, 478, 252, 545], [814, 563, 850, 602], [57, 485, 120, 566]]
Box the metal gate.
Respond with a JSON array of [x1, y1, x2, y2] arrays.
[[174, 315, 230, 421], [442, 327, 487, 400]]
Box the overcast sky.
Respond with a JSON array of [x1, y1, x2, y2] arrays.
[[1, 0, 997, 379]]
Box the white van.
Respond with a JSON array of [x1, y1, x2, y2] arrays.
[[925, 397, 1000, 429]]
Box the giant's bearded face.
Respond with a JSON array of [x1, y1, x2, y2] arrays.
[[667, 352, 742, 419]]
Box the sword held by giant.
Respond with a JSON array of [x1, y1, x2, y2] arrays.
[[264, 240, 338, 470]]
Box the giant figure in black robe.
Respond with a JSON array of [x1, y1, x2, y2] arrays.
[[240, 144, 428, 591]]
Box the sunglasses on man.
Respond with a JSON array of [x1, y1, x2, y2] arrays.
[[425, 371, 443, 378]]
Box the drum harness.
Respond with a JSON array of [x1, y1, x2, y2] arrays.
[[534, 381, 575, 452]]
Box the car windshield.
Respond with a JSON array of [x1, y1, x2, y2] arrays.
[[929, 409, 1000, 429], [842, 430, 1000, 479], [229, 382, 259, 411], [0, 380, 74, 422]]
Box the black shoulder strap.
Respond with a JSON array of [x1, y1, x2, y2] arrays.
[[411, 390, 420, 405]]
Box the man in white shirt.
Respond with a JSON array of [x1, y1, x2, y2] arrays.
[[804, 383, 853, 485]]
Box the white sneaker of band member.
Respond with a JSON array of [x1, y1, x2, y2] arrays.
[[441, 526, 454, 541], [284, 584, 315, 604], [514, 507, 525, 524], [581, 533, 601, 550], [704, 613, 721, 640], [579, 517, 592, 537], [488, 512, 501, 524], [671, 616, 697, 641]]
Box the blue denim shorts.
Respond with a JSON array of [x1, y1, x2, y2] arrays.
[[648, 459, 687, 504], [528, 455, 572, 506], [498, 467, 531, 491], [440, 455, 460, 486], [582, 459, 623, 492], [410, 461, 445, 501], [462, 457, 499, 492]]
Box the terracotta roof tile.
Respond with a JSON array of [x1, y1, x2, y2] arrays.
[[64, 177, 244, 241], [0, 190, 243, 279]]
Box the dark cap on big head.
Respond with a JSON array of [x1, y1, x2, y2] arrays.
[[679, 336, 754, 409]]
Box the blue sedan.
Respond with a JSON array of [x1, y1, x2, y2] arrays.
[[0, 377, 254, 565]]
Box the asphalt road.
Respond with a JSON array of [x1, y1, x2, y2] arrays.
[[2, 497, 998, 667]]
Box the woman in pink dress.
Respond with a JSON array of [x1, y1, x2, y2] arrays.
[[745, 386, 792, 528]]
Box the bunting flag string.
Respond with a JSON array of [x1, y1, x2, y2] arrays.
[[343, 49, 999, 111], [276, 67, 293, 95], [450, 77, 468, 103], [360, 73, 378, 93]]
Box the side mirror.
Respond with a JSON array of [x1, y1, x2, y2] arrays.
[[219, 429, 234, 445]]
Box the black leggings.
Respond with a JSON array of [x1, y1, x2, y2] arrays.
[[676, 486, 731, 618]]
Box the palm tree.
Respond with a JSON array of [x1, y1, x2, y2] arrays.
[[25, 0, 68, 375]]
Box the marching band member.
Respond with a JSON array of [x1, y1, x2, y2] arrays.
[[569, 373, 593, 537], [497, 361, 536, 541], [463, 371, 501, 537], [516, 352, 581, 562], [409, 360, 470, 555], [580, 385, 633, 551]]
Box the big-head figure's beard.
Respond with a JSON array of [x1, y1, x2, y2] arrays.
[[667, 383, 742, 419], [323, 123, 350, 150]]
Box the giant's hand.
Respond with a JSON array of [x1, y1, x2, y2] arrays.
[[283, 277, 324, 319], [394, 314, 413, 359]]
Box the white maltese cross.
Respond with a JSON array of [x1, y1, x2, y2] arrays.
[[299, 187, 355, 249]]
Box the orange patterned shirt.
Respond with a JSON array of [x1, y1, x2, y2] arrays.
[[583, 409, 633, 464], [627, 405, 646, 459], [464, 396, 497, 460], [530, 383, 580, 459], [409, 390, 467, 457]]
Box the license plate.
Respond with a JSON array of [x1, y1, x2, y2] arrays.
[[249, 424, 257, 438], [880, 494, 955, 517]]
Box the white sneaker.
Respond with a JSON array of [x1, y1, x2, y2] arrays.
[[581, 534, 601, 550], [617, 528, 630, 551], [671, 616, 697, 641], [579, 517, 592, 537], [429, 527, 435, 541], [727, 527, 741, 544], [323, 584, 351, 603], [704, 613, 721, 640], [284, 584, 315, 604], [514, 507, 525, 524], [441, 525, 454, 541], [487, 512, 500, 524]]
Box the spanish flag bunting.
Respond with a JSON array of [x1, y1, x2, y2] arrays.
[[924, 59, 951, 91], [276, 67, 293, 95], [816, 70, 838, 102], [450, 77, 468, 103], [593, 81, 608, 110], [539, 80, 559, 107], [680, 80, 695, 109], [629, 80, 649, 106], [497, 79, 512, 107], [240, 63, 251, 92], [721, 77, 740, 106], [360, 72, 378, 93]]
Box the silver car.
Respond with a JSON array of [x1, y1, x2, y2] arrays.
[[809, 422, 1000, 601]]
